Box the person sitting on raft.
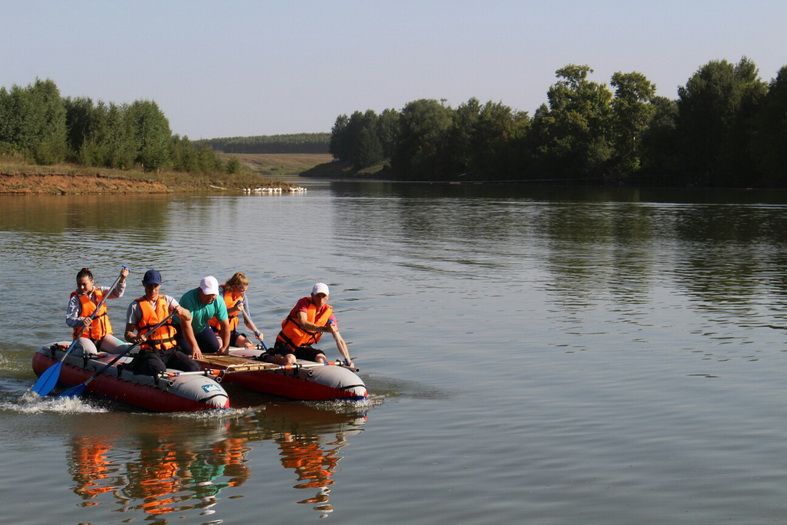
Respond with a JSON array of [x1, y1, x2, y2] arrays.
[[264, 282, 354, 368], [66, 266, 130, 356], [175, 275, 230, 357], [124, 269, 200, 376], [208, 272, 264, 349]]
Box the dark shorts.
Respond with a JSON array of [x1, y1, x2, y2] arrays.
[[271, 340, 326, 362], [177, 325, 221, 354], [226, 329, 246, 347], [131, 347, 200, 376], [209, 327, 247, 348]]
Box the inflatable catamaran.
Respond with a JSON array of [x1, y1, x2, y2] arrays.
[[33, 342, 230, 411], [196, 347, 368, 402]]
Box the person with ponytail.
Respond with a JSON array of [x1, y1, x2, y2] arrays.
[[65, 267, 129, 356]]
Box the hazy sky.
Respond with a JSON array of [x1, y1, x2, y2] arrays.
[[3, 1, 786, 139]]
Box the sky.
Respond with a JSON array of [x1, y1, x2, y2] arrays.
[[3, 0, 786, 139]]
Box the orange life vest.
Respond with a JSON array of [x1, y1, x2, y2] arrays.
[[136, 296, 177, 351], [71, 289, 112, 341], [276, 298, 332, 350], [208, 287, 242, 331]]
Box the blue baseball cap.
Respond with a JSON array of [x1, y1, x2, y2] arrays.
[[142, 269, 162, 285]]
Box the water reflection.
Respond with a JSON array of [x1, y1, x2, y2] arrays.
[[330, 182, 787, 313], [0, 194, 172, 234], [65, 403, 367, 522]]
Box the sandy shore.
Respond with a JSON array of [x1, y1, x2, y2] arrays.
[[0, 172, 171, 194]]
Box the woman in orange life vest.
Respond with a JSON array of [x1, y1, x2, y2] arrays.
[[265, 283, 353, 368], [66, 267, 130, 356], [208, 272, 264, 349], [123, 269, 200, 376]]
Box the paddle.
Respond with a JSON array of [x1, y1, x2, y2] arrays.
[[241, 293, 265, 347], [249, 357, 359, 373], [32, 268, 126, 396], [277, 360, 359, 372], [58, 309, 177, 398]]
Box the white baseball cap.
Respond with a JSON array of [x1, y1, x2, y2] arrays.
[[200, 275, 219, 295], [312, 282, 330, 296]]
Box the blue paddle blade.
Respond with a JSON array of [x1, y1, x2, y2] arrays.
[[31, 362, 64, 397], [57, 383, 86, 398]]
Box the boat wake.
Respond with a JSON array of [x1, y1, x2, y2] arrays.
[[304, 395, 383, 413], [167, 407, 256, 420], [1, 390, 108, 414], [363, 374, 450, 400]]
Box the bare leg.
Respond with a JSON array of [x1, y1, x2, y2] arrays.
[[77, 337, 98, 356], [235, 333, 255, 349], [97, 334, 127, 354]]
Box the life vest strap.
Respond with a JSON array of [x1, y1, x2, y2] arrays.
[[142, 336, 177, 351]]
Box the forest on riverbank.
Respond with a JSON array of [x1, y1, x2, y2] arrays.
[[0, 79, 240, 176], [328, 58, 787, 187], [196, 133, 329, 154]]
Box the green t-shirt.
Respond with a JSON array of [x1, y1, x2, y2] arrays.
[[178, 287, 229, 334]]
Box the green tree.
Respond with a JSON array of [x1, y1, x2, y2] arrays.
[[529, 65, 613, 179], [640, 96, 680, 183], [354, 125, 383, 169], [392, 99, 453, 179], [676, 57, 767, 186], [28, 79, 68, 164], [64, 96, 95, 159], [105, 103, 137, 169], [348, 110, 383, 169], [127, 100, 171, 171], [0, 87, 13, 150], [0, 79, 68, 164], [196, 143, 223, 173], [443, 97, 482, 176], [76, 102, 136, 169], [469, 101, 520, 178], [753, 66, 787, 186], [328, 110, 385, 169], [225, 157, 241, 174], [609, 71, 656, 180], [75, 100, 108, 166], [329, 114, 350, 161], [376, 108, 400, 160], [170, 134, 199, 172]]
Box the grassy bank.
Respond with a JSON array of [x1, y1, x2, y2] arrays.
[[0, 155, 294, 194], [0, 153, 340, 194], [222, 152, 334, 182], [297, 158, 387, 179]]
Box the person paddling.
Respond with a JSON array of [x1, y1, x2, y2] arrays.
[[124, 269, 200, 376], [66, 267, 129, 356], [208, 272, 264, 349], [175, 275, 231, 356], [264, 283, 353, 368]]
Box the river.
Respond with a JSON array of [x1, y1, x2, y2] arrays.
[[2, 182, 787, 524]]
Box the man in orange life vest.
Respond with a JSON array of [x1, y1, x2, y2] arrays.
[[124, 269, 200, 376], [266, 283, 353, 368]]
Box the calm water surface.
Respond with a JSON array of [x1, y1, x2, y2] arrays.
[[2, 182, 787, 524]]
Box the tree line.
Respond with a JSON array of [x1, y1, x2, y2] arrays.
[[198, 133, 330, 154], [0, 79, 239, 174], [329, 58, 787, 187]]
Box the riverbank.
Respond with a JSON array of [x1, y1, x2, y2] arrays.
[[0, 158, 288, 194], [0, 153, 338, 194], [299, 159, 387, 179]]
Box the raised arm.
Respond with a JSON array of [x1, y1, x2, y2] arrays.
[[107, 267, 129, 299]]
